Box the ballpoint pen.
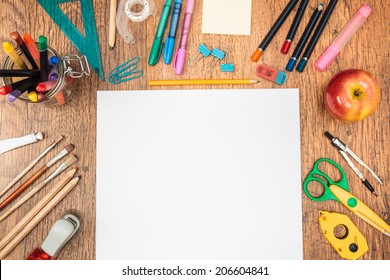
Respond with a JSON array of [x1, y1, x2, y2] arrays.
[[173, 0, 195, 75], [163, 0, 182, 64], [324, 131, 384, 196], [148, 0, 173, 66]]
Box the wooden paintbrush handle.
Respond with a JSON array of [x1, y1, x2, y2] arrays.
[[0, 165, 48, 210]]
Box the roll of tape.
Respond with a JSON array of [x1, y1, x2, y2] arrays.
[[125, 0, 153, 22]]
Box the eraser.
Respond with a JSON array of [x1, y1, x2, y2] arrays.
[[254, 64, 287, 85]]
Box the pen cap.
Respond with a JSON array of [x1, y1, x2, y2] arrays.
[[173, 48, 187, 75], [163, 37, 176, 64], [315, 45, 340, 72], [186, 0, 195, 12]]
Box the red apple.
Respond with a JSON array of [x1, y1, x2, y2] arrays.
[[324, 69, 380, 122]]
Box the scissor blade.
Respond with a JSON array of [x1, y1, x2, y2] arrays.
[[355, 212, 390, 237], [330, 185, 390, 237]]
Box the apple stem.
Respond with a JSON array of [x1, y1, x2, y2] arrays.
[[354, 90, 363, 97]]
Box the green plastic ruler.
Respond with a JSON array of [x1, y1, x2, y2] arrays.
[[36, 0, 104, 80]]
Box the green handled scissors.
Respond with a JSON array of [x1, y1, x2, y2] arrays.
[[303, 158, 390, 237]]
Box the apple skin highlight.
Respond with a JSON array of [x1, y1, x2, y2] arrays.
[[324, 69, 380, 122]]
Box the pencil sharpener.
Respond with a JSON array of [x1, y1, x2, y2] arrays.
[[318, 210, 368, 260], [26, 210, 83, 260]]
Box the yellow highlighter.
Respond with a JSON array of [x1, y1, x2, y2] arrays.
[[3, 41, 28, 69]]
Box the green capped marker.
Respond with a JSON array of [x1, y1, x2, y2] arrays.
[[38, 35, 49, 82], [148, 0, 172, 66]]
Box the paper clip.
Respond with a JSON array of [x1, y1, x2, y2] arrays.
[[108, 56, 143, 84], [188, 44, 211, 66], [206, 48, 225, 72], [220, 48, 235, 72]]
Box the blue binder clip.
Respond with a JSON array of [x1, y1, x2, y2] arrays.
[[220, 51, 235, 72], [108, 56, 143, 84], [206, 48, 225, 72], [188, 43, 211, 66]]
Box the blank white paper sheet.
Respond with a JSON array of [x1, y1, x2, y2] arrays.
[[96, 89, 302, 260], [202, 0, 252, 35]]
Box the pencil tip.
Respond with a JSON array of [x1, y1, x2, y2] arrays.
[[109, 45, 114, 50]]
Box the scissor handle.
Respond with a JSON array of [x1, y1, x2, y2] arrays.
[[303, 158, 350, 202]]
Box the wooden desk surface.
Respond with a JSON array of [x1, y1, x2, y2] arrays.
[[0, 0, 389, 260]]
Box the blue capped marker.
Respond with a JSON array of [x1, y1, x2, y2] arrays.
[[163, 0, 182, 64], [285, 3, 324, 72]]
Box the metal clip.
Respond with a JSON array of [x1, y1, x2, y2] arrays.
[[188, 44, 211, 66], [108, 56, 143, 84], [205, 48, 225, 73], [63, 54, 91, 78], [220, 48, 235, 72]]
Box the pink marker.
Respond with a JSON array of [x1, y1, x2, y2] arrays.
[[173, 0, 195, 75], [315, 4, 372, 72]]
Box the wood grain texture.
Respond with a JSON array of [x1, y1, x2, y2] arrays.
[[0, 0, 388, 260]]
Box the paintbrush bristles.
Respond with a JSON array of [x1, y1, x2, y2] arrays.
[[64, 144, 74, 153], [64, 154, 78, 166]]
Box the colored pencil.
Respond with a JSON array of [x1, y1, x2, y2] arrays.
[[109, 0, 117, 50], [250, 0, 299, 62], [0, 175, 80, 259], [281, 0, 309, 54], [296, 0, 339, 72], [285, 3, 324, 72], [0, 164, 77, 223]]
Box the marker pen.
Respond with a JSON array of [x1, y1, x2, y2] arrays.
[[315, 4, 372, 71], [38, 35, 49, 81], [10, 31, 37, 69], [23, 33, 40, 68], [2, 42, 27, 69]]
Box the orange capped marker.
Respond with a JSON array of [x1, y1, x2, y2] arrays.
[[23, 33, 40, 68]]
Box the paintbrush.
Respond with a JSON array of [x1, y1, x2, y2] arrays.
[[0, 144, 74, 211], [0, 136, 64, 199], [0, 156, 78, 222], [0, 174, 81, 258]]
